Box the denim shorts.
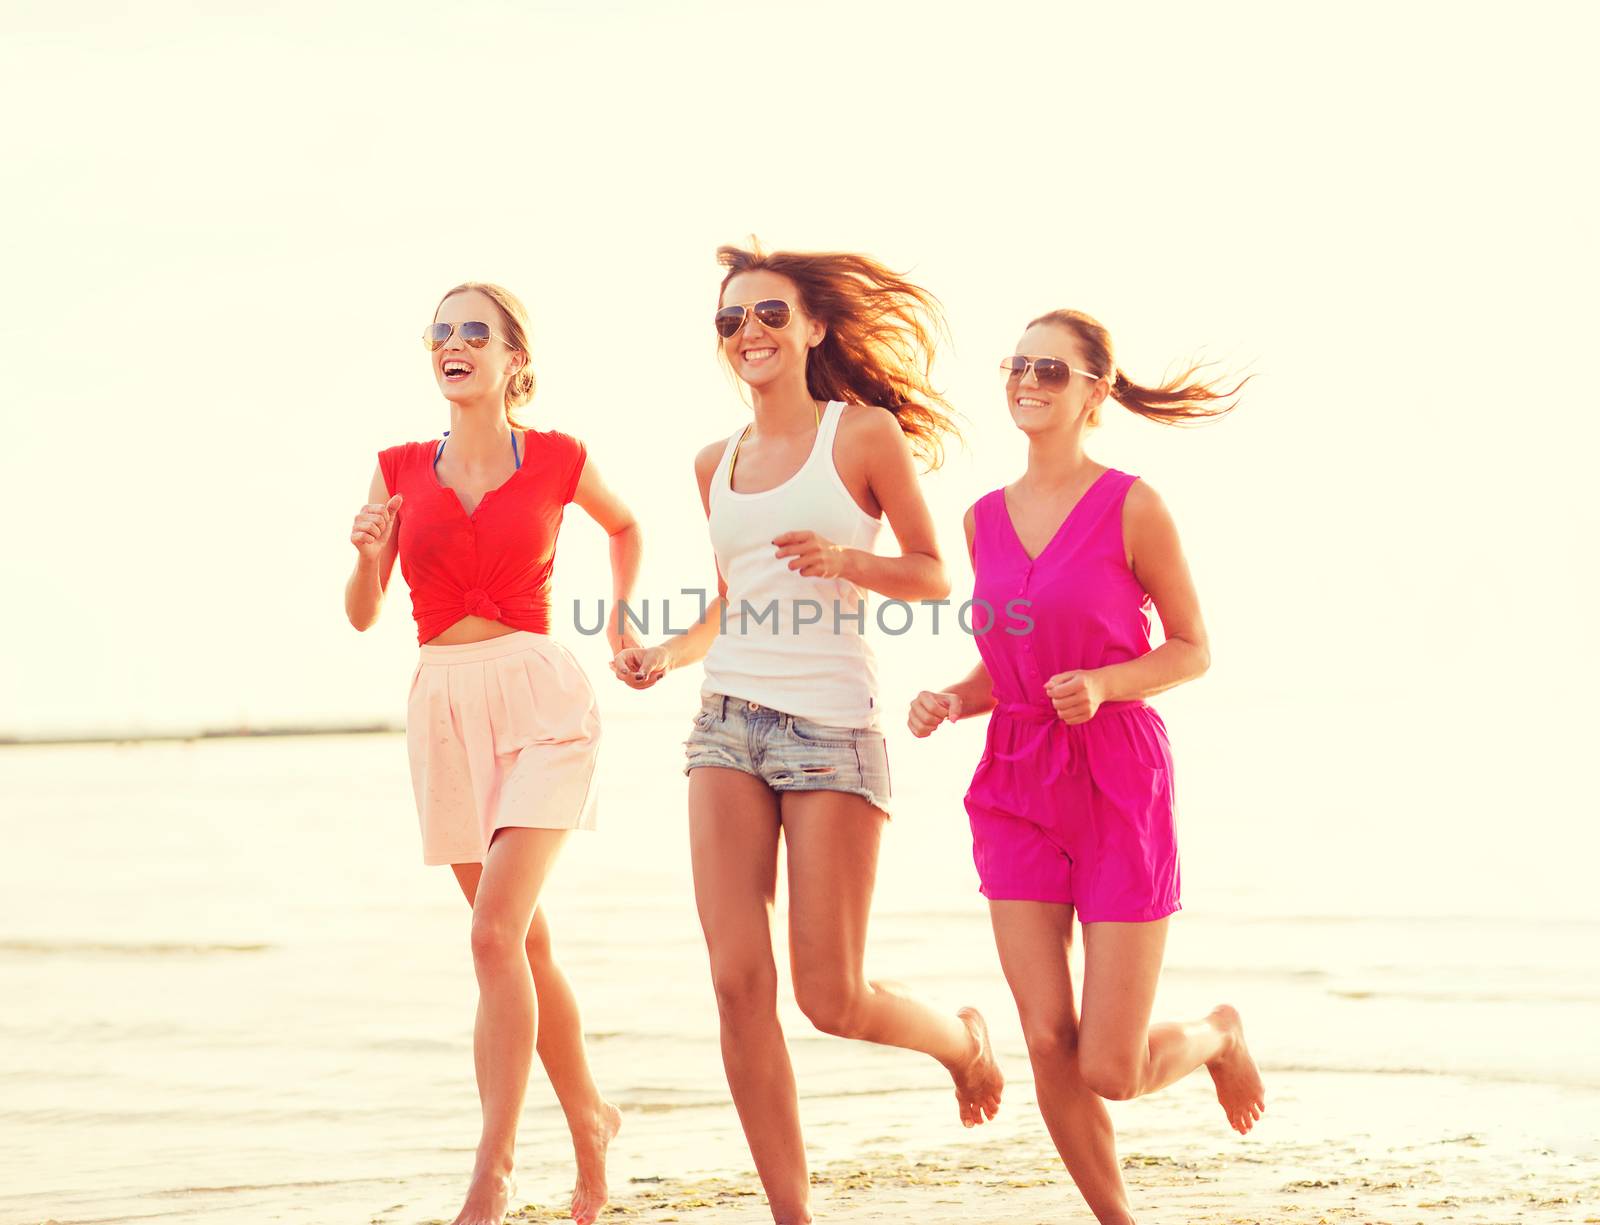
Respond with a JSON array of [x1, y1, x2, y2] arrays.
[[683, 693, 892, 816]]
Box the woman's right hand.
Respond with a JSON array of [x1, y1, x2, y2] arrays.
[[351, 494, 403, 560], [611, 644, 671, 690], [908, 689, 961, 737]]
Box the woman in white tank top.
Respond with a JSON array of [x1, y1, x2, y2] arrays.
[[700, 396, 882, 726], [613, 243, 1005, 1224]]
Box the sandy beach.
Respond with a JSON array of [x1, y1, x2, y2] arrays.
[[390, 1069, 1600, 1225], [492, 1138, 1597, 1225]]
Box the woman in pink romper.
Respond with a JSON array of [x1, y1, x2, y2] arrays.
[[910, 309, 1265, 1224]]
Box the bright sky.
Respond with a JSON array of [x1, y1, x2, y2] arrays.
[[1, 0, 1594, 739]]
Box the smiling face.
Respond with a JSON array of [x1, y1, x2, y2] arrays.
[[431, 289, 525, 406], [719, 270, 824, 392], [1006, 321, 1109, 436]]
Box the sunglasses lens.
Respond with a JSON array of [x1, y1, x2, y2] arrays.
[[459, 321, 492, 348], [752, 300, 791, 330], [424, 323, 452, 350], [1000, 356, 1028, 378], [1034, 360, 1071, 389], [714, 307, 746, 338]]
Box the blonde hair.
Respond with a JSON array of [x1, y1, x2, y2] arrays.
[[434, 281, 536, 422]]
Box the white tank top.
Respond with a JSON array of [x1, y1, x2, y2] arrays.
[[702, 400, 884, 728]]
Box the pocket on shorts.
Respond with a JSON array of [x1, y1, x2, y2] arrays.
[[1119, 712, 1173, 777], [685, 702, 725, 754], [684, 702, 745, 776], [787, 714, 861, 747]]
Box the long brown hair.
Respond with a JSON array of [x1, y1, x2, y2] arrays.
[[717, 242, 960, 469], [435, 281, 536, 424], [1028, 309, 1248, 426]]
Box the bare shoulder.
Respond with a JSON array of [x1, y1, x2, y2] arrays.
[[1122, 478, 1183, 567], [838, 402, 907, 446], [694, 435, 730, 514], [694, 437, 728, 482], [1124, 476, 1173, 525]]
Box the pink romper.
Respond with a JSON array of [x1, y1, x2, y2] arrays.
[[963, 469, 1181, 923]]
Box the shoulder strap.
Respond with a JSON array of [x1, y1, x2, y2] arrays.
[[816, 399, 845, 451], [799, 399, 846, 486], [1077, 469, 1140, 556], [432, 430, 523, 470], [709, 424, 746, 498], [1098, 469, 1140, 512], [725, 401, 831, 488]]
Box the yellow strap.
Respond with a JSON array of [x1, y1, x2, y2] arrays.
[[729, 400, 823, 485]]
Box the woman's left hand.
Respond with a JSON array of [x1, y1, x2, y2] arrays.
[[1045, 670, 1105, 725], [773, 530, 849, 579], [611, 640, 670, 689]]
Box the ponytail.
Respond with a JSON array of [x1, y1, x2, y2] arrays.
[[1029, 309, 1247, 426], [1109, 361, 1244, 425], [505, 363, 537, 417]]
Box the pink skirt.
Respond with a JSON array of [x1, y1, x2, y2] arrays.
[[406, 630, 601, 866]]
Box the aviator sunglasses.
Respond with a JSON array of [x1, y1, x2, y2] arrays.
[[714, 298, 794, 338], [1001, 355, 1104, 390], [422, 320, 508, 351]]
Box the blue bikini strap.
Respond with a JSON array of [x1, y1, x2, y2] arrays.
[[433, 430, 520, 470]]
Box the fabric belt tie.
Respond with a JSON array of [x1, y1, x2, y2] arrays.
[[464, 588, 501, 620]]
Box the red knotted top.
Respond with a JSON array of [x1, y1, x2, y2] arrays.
[[378, 429, 587, 644]]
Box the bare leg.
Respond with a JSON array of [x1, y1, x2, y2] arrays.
[[989, 900, 1132, 1225], [689, 767, 809, 1224], [450, 828, 570, 1225], [781, 789, 1003, 1127], [1078, 920, 1265, 1134], [451, 868, 620, 1225]]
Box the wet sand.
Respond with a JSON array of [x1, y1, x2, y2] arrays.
[[408, 1070, 1600, 1225]]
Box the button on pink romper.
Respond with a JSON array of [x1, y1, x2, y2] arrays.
[[963, 470, 1181, 923]]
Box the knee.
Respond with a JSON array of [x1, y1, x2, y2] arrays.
[[792, 971, 865, 1039], [523, 914, 553, 968], [1020, 1017, 1079, 1066], [1078, 1048, 1141, 1101], [470, 916, 527, 972], [709, 959, 778, 1022]]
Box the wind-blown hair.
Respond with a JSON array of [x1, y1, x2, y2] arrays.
[[1029, 309, 1247, 425], [718, 242, 961, 469]]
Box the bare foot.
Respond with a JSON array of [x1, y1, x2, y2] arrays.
[[1205, 1004, 1265, 1135], [569, 1100, 622, 1225], [948, 1007, 1004, 1128], [450, 1167, 516, 1225]]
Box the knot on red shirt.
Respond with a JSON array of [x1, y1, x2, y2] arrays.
[[464, 588, 501, 620]]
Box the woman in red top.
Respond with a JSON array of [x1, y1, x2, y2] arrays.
[[345, 282, 640, 1225]]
